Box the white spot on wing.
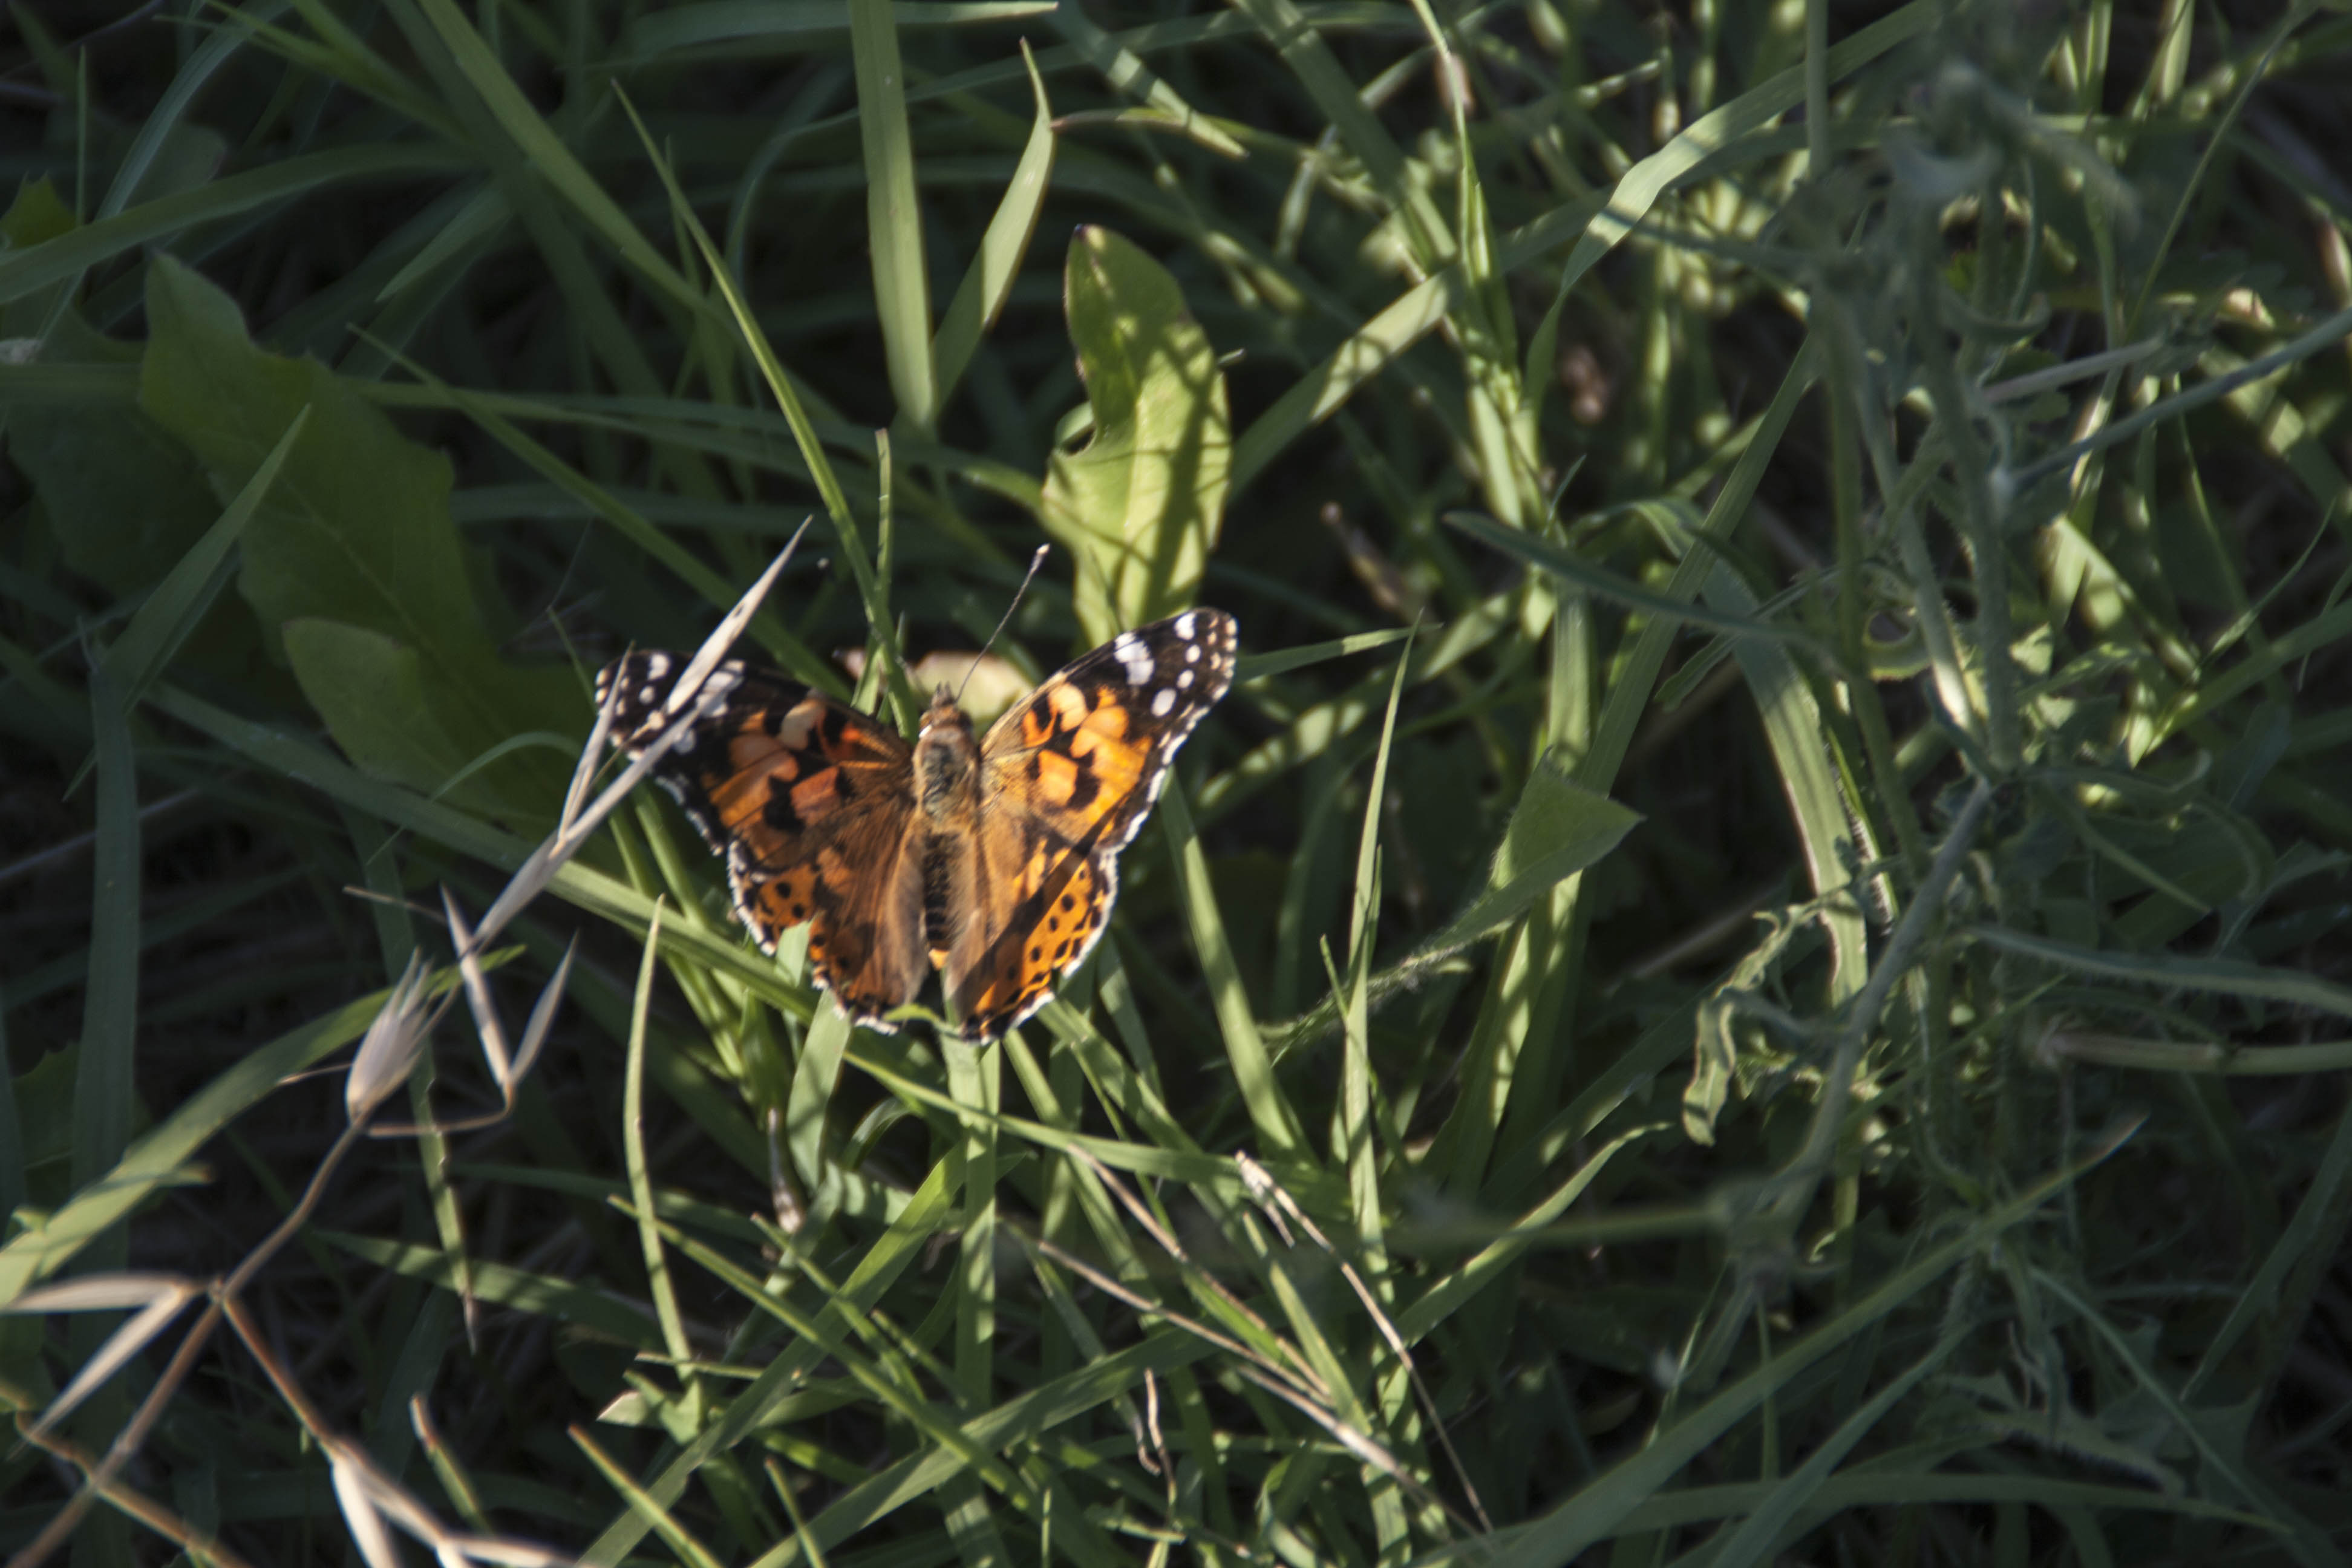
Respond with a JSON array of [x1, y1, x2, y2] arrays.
[[1112, 632, 1153, 686], [1176, 612, 1197, 640], [1151, 687, 1177, 717], [1178, 668, 1194, 688]]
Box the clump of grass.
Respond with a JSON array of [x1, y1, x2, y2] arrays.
[[2, 1, 2350, 1565]]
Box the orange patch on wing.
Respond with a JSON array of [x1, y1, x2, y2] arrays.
[[788, 765, 849, 823], [1017, 839, 1052, 900], [742, 864, 822, 946], [707, 745, 795, 830], [1031, 749, 1082, 806], [1019, 700, 1055, 748], [1068, 740, 1148, 817]]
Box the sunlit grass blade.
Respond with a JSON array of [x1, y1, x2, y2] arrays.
[[612, 88, 910, 717], [849, 0, 937, 431], [1154, 781, 1304, 1163], [931, 43, 1053, 406], [1700, 562, 1867, 1001]]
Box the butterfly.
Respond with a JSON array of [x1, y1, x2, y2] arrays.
[[596, 610, 1237, 1039]]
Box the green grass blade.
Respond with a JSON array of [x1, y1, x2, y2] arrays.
[[1702, 562, 1867, 1001], [932, 44, 1054, 407], [2184, 1062, 2352, 1400], [943, 1033, 999, 1403], [625, 905, 699, 1382], [1968, 924, 2352, 1019], [849, 0, 938, 431], [1457, 1120, 2142, 1566], [612, 90, 910, 719], [405, 0, 701, 316], [0, 991, 393, 1305], [0, 146, 468, 307], [1702, 1335, 1960, 1568], [2033, 1267, 2336, 1568], [751, 1333, 1216, 1565], [583, 1155, 964, 1565], [96, 407, 307, 710], [1447, 511, 1824, 653], [69, 665, 139, 1214], [1154, 781, 1304, 1163], [1336, 642, 1411, 1275], [1520, 0, 1939, 407]]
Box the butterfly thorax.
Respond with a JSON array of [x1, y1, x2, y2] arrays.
[[913, 688, 979, 823]]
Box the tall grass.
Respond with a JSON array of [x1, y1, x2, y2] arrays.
[[2, 0, 2350, 1564]]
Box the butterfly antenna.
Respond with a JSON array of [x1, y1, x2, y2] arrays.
[[956, 544, 1051, 703]]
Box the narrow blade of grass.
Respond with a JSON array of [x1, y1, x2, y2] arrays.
[[849, 0, 938, 431]]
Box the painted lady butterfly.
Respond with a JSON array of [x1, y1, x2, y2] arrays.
[[596, 610, 1237, 1039]]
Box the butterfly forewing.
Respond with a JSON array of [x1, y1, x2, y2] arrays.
[[949, 610, 1239, 1035]]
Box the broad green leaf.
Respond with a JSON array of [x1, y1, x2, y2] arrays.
[[0, 181, 223, 614], [8, 315, 219, 601], [1039, 228, 1229, 644], [279, 618, 482, 803], [137, 256, 576, 813]]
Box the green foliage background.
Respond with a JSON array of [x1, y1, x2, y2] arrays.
[[2, 0, 2350, 1564]]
